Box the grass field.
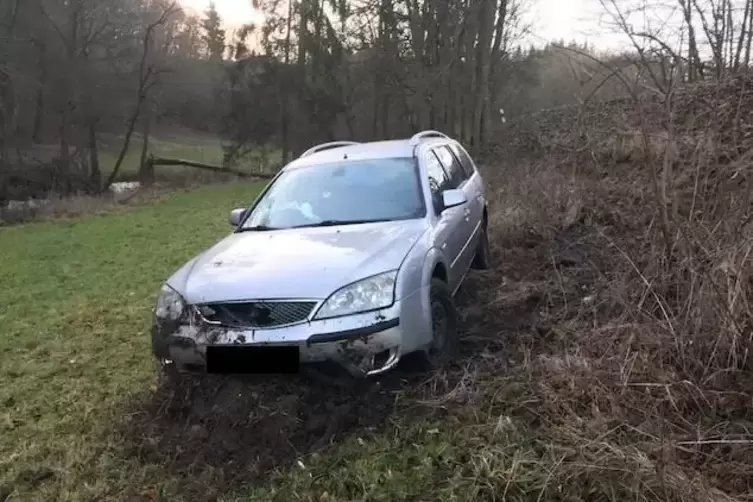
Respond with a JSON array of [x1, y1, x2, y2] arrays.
[[0, 183, 265, 501]]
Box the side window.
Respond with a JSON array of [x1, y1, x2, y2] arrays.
[[425, 151, 450, 194], [449, 144, 476, 178], [434, 145, 467, 188]]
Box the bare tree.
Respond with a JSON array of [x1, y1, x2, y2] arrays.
[[103, 1, 181, 191], [601, 0, 753, 84]]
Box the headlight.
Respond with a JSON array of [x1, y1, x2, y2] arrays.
[[314, 271, 397, 320], [154, 284, 186, 321]]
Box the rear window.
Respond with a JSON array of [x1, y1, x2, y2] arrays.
[[434, 145, 467, 188], [449, 144, 476, 178]]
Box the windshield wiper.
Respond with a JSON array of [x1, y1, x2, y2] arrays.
[[237, 224, 279, 232], [292, 218, 395, 229]]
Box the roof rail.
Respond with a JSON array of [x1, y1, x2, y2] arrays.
[[409, 130, 449, 145], [300, 141, 360, 158]]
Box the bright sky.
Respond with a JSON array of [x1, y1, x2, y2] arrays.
[[180, 0, 264, 28], [528, 0, 628, 51], [179, 0, 627, 51]]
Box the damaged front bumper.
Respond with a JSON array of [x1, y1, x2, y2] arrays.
[[152, 301, 407, 377]]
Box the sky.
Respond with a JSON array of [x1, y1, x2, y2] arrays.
[[178, 0, 628, 51], [180, 0, 264, 27]]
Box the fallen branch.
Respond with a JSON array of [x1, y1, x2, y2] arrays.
[[148, 155, 275, 179]]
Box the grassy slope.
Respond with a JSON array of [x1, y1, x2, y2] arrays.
[[0, 183, 263, 501]]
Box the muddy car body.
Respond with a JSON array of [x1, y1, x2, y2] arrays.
[[151, 131, 490, 380]]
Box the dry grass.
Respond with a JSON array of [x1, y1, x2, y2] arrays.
[[453, 75, 753, 501]]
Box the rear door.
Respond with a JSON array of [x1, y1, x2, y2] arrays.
[[449, 142, 485, 217], [433, 144, 480, 277], [424, 149, 467, 291]]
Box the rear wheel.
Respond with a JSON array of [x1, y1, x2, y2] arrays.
[[471, 220, 491, 270], [403, 278, 459, 371]]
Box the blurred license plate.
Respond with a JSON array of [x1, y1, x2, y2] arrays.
[[206, 345, 300, 374]]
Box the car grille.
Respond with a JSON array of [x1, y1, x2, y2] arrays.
[[197, 301, 317, 329]]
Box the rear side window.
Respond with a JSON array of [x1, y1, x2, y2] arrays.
[[449, 144, 476, 178], [425, 151, 450, 194], [434, 145, 467, 188]]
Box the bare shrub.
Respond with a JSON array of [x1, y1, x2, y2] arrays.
[[461, 75, 753, 501], [484, 159, 586, 244]]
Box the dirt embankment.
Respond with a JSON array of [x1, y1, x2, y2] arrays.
[[113, 77, 753, 501]]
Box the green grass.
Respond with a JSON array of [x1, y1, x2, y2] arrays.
[[241, 419, 542, 502], [0, 182, 263, 501]]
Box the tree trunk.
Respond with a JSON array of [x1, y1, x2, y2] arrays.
[[373, 0, 385, 139], [460, 0, 479, 144], [487, 0, 507, 143], [88, 119, 101, 191], [472, 0, 494, 147], [745, 0, 753, 68], [280, 0, 294, 164], [138, 101, 154, 185], [679, 0, 700, 81], [734, 0, 750, 70], [60, 0, 81, 176], [32, 86, 44, 143], [32, 42, 47, 143]]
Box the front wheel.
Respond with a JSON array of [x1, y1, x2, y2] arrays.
[[402, 278, 459, 371]]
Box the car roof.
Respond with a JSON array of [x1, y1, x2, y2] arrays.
[[284, 136, 452, 171]]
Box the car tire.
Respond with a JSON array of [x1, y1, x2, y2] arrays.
[[471, 220, 491, 270], [402, 278, 459, 372]]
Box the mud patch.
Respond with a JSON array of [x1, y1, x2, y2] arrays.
[[116, 370, 411, 500]]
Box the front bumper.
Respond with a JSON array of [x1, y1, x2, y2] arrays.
[[152, 301, 409, 377]]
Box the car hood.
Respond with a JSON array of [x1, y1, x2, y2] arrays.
[[168, 219, 428, 304]]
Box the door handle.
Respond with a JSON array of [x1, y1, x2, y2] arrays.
[[463, 208, 471, 218]]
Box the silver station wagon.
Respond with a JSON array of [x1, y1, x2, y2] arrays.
[[150, 131, 490, 382]]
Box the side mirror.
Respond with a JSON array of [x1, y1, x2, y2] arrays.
[[441, 189, 467, 211], [229, 208, 247, 227]]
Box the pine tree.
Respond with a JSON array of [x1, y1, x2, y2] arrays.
[[201, 2, 226, 60]]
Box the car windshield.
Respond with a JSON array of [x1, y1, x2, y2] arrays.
[[240, 157, 426, 230]]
